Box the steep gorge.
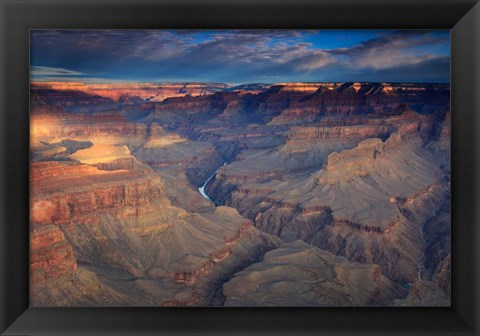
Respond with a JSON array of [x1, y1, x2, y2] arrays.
[[29, 81, 450, 306]]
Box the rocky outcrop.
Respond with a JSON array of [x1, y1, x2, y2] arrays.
[[29, 225, 132, 306], [172, 221, 254, 285], [30, 161, 278, 306], [135, 123, 225, 187], [268, 82, 449, 124], [208, 128, 450, 284], [32, 82, 230, 102], [31, 105, 149, 149], [152, 92, 229, 125], [394, 281, 449, 306], [30, 161, 168, 226], [31, 87, 115, 112], [422, 205, 451, 295], [30, 225, 78, 284], [224, 241, 407, 306]]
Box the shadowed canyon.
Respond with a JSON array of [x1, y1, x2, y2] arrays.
[[30, 81, 450, 306]]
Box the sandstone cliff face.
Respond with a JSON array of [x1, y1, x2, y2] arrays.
[[220, 124, 393, 174], [30, 225, 78, 285], [152, 92, 229, 125], [31, 105, 149, 149], [268, 82, 449, 124], [30, 157, 172, 280], [30, 161, 168, 224], [32, 82, 230, 102], [30, 224, 133, 306], [31, 87, 116, 112]]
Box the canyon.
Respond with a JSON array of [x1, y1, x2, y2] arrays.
[[29, 81, 450, 306]]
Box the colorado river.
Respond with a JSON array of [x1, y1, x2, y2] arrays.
[[198, 162, 227, 202]]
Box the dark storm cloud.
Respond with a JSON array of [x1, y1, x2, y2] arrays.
[[30, 30, 450, 84]]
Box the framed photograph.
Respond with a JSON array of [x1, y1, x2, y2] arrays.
[[1, 0, 479, 335]]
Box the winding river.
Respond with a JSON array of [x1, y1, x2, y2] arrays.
[[198, 162, 227, 202]]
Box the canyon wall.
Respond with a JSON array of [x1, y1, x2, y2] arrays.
[[29, 81, 450, 306]]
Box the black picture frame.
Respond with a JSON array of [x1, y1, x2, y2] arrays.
[[1, 0, 479, 335]]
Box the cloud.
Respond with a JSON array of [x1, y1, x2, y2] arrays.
[[30, 30, 450, 83], [329, 30, 449, 70], [355, 56, 450, 82], [30, 66, 85, 77], [331, 31, 445, 55], [31, 76, 139, 84]]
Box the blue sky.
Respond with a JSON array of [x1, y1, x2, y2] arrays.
[[30, 30, 450, 84]]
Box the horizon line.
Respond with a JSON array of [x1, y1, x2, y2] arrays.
[[30, 80, 451, 86]]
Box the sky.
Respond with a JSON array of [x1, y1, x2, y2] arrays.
[[30, 30, 450, 84]]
